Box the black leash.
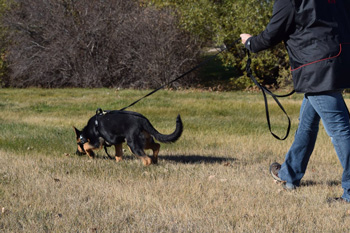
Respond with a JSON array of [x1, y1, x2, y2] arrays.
[[103, 144, 114, 160], [117, 39, 294, 141], [119, 38, 242, 111], [245, 50, 295, 140]]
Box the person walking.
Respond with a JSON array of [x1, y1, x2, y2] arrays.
[[240, 0, 350, 202]]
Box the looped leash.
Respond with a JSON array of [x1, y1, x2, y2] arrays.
[[245, 50, 295, 140], [119, 38, 242, 111]]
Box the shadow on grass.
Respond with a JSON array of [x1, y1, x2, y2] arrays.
[[159, 155, 236, 164], [92, 153, 236, 164], [301, 180, 341, 187]]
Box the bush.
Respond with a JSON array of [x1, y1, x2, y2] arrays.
[[3, 0, 202, 88], [0, 0, 9, 87], [149, 0, 293, 90]]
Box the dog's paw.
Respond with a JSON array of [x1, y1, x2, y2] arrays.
[[141, 156, 152, 166]]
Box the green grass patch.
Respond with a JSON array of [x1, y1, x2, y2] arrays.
[[198, 53, 240, 89], [2, 89, 350, 232]]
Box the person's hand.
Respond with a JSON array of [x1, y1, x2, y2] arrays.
[[240, 34, 252, 45]]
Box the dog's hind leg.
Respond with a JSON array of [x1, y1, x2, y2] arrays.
[[145, 137, 160, 164], [127, 137, 152, 166], [114, 143, 123, 162]]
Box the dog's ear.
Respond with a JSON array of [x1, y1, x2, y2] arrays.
[[72, 126, 81, 139]]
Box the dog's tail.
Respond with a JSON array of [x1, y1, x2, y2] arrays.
[[144, 115, 183, 143]]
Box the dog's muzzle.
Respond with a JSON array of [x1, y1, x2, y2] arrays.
[[76, 135, 88, 155]]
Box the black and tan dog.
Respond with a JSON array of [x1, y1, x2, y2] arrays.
[[73, 109, 183, 166]]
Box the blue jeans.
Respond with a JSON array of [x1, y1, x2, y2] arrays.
[[278, 91, 350, 201]]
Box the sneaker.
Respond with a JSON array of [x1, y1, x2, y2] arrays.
[[269, 162, 283, 182], [282, 182, 297, 191]]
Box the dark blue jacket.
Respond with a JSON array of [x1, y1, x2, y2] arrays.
[[245, 0, 350, 93]]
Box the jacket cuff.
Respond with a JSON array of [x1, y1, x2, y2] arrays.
[[244, 37, 253, 51]]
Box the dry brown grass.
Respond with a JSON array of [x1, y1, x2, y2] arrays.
[[1, 89, 350, 232]]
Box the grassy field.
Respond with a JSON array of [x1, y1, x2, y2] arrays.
[[1, 88, 350, 232]]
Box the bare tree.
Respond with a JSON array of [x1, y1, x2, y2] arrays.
[[3, 0, 201, 88]]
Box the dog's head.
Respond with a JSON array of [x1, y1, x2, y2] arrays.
[[73, 126, 86, 156]]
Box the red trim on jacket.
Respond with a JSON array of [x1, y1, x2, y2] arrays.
[[291, 44, 342, 71]]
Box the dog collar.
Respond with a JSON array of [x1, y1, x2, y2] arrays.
[[79, 135, 88, 144], [78, 135, 88, 152]]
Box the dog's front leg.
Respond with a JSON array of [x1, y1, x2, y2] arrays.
[[114, 143, 123, 162], [83, 143, 96, 159]]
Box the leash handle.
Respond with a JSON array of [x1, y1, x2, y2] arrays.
[[119, 38, 241, 111], [245, 50, 295, 140]]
